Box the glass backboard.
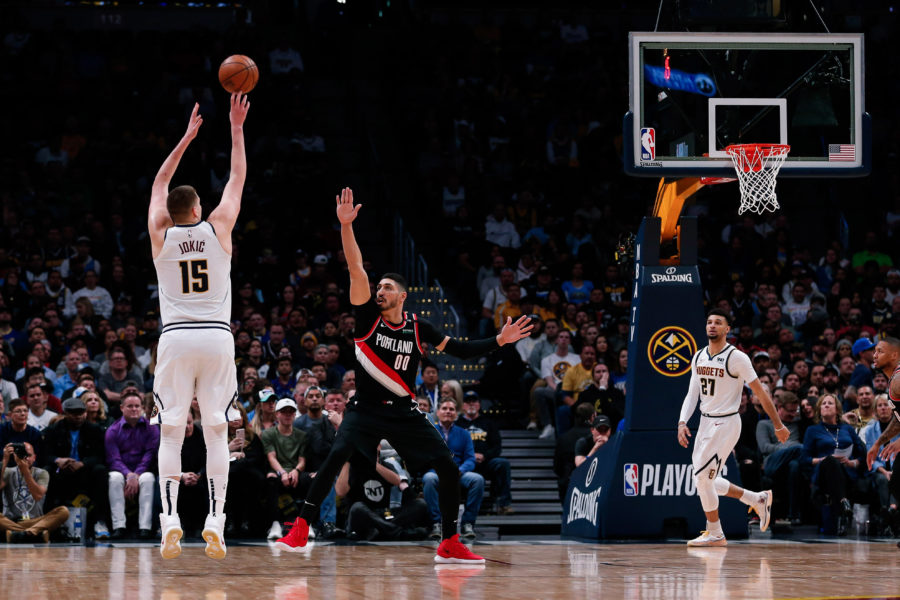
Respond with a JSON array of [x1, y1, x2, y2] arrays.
[[625, 32, 870, 178]]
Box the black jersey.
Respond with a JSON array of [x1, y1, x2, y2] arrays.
[[352, 298, 444, 414]]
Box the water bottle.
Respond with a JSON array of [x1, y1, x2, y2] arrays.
[[73, 511, 83, 543]]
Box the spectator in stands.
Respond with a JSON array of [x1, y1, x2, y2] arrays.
[[493, 282, 524, 333], [177, 411, 207, 537], [574, 415, 612, 467], [66, 270, 112, 319], [105, 391, 158, 539], [262, 398, 311, 541], [561, 262, 594, 305], [98, 347, 143, 412], [336, 448, 429, 541], [424, 399, 484, 540], [340, 369, 356, 397], [225, 403, 266, 537], [457, 391, 513, 515], [802, 394, 867, 535], [1, 397, 44, 463], [756, 391, 806, 525], [43, 396, 110, 539], [482, 268, 521, 336], [53, 350, 81, 398], [250, 388, 278, 435], [574, 362, 625, 430], [532, 329, 580, 439], [1, 442, 69, 543], [485, 203, 521, 249], [848, 338, 876, 390], [25, 382, 58, 432], [416, 362, 441, 410], [271, 356, 296, 399], [851, 232, 893, 274], [557, 344, 597, 435], [843, 385, 876, 432], [554, 404, 595, 500], [861, 394, 899, 533], [81, 389, 113, 430], [293, 386, 326, 433]]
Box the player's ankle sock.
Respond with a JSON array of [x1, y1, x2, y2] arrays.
[[299, 501, 319, 523], [706, 520, 723, 536], [739, 489, 761, 506]]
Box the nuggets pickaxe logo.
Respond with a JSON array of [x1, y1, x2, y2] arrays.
[[647, 326, 697, 377]]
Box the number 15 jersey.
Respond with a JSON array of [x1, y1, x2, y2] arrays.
[[154, 221, 232, 331], [679, 344, 758, 423]]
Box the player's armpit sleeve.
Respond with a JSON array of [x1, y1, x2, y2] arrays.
[[678, 358, 701, 424], [732, 350, 758, 385]]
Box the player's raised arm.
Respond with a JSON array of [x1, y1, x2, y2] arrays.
[[209, 92, 250, 236], [336, 188, 370, 305], [432, 315, 533, 358], [149, 103, 203, 237]]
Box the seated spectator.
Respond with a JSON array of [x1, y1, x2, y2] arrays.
[[43, 397, 110, 539], [557, 345, 597, 435], [97, 346, 144, 413], [305, 388, 348, 538], [0, 399, 44, 463], [80, 388, 114, 430], [178, 412, 207, 537], [225, 404, 267, 538], [554, 404, 596, 500], [293, 385, 326, 433], [416, 395, 437, 425], [335, 448, 429, 541], [848, 338, 876, 390], [53, 350, 82, 397], [574, 415, 612, 467], [105, 392, 159, 539], [532, 330, 579, 439], [425, 399, 484, 541], [860, 394, 899, 533], [756, 391, 806, 525], [262, 398, 312, 541], [416, 362, 442, 410], [457, 391, 513, 515], [1, 442, 69, 542], [560, 262, 594, 305], [249, 388, 278, 435], [270, 356, 296, 399], [25, 382, 59, 432], [574, 362, 625, 430], [843, 385, 876, 432], [801, 394, 868, 535]]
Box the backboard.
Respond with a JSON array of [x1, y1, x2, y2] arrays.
[[624, 32, 870, 178]]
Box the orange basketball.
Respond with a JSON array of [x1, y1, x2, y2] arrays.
[[218, 55, 259, 94]]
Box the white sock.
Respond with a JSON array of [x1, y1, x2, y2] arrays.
[[739, 489, 761, 506], [706, 519, 723, 536], [158, 425, 185, 517], [203, 423, 230, 517]]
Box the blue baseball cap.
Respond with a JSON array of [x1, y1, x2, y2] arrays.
[[851, 338, 876, 357]]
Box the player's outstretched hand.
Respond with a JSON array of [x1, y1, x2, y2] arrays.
[[879, 439, 900, 464], [774, 425, 790, 443], [497, 315, 533, 345], [230, 91, 250, 127], [677, 423, 691, 448], [867, 444, 879, 470], [336, 187, 361, 224], [183, 103, 202, 141]]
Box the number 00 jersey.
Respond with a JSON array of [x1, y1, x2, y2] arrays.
[[679, 343, 758, 423], [352, 297, 445, 414], [153, 221, 232, 332]]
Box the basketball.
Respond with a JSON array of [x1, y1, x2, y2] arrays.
[[218, 55, 258, 94]]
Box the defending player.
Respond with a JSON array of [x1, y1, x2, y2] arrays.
[[148, 93, 250, 559], [677, 309, 789, 546], [275, 188, 532, 564], [865, 337, 900, 547]]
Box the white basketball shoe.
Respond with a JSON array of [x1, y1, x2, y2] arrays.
[[686, 530, 727, 547], [159, 514, 183, 559], [750, 490, 774, 532], [202, 514, 227, 560]]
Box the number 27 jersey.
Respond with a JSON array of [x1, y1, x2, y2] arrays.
[[688, 344, 758, 416], [153, 221, 232, 331]]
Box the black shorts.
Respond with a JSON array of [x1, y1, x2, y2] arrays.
[[333, 408, 452, 472]]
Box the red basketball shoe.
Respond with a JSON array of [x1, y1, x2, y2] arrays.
[[434, 534, 486, 564], [275, 517, 310, 552]]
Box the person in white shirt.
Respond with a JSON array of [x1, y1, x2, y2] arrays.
[[66, 270, 113, 319], [532, 330, 580, 440], [677, 308, 789, 547], [25, 383, 58, 432]]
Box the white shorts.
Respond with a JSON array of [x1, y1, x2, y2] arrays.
[[153, 328, 237, 427], [691, 414, 741, 480]]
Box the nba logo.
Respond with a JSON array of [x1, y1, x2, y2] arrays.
[[640, 127, 655, 160], [624, 463, 639, 496]]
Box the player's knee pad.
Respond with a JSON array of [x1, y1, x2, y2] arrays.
[[714, 477, 730, 496], [694, 474, 719, 512]]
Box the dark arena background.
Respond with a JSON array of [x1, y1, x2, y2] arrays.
[[1, 1, 900, 598]]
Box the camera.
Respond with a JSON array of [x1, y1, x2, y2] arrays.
[[10, 443, 28, 459]]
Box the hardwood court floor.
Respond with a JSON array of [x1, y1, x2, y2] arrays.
[[2, 538, 899, 600]]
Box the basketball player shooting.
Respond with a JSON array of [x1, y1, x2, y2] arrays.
[[147, 93, 250, 560], [275, 188, 533, 564], [677, 309, 789, 546]]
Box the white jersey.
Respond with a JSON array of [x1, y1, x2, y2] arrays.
[[679, 343, 757, 423], [153, 221, 231, 332]]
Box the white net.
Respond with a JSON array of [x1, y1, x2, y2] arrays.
[[725, 144, 790, 215]]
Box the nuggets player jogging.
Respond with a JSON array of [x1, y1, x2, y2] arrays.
[[276, 188, 532, 564], [148, 94, 250, 560], [865, 336, 900, 548], [677, 309, 789, 546]]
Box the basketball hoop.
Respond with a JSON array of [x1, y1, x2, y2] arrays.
[[725, 143, 790, 215]]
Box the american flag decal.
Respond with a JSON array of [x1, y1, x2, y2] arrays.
[[828, 144, 855, 162]]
